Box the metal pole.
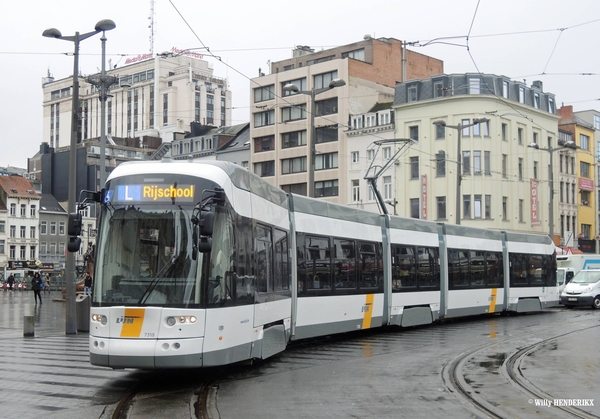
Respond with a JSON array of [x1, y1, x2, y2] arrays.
[[549, 145, 554, 241], [66, 32, 80, 335], [456, 126, 462, 225], [99, 31, 107, 188], [308, 88, 316, 198]]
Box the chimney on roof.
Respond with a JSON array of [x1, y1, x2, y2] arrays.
[[532, 80, 543, 91]]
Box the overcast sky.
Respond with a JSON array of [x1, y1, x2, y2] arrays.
[[1, 0, 599, 168]]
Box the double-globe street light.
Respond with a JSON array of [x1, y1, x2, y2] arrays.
[[282, 79, 346, 198], [432, 118, 490, 225], [528, 139, 577, 241], [43, 19, 116, 335]]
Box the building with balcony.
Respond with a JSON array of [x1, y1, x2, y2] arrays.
[[393, 74, 561, 238], [249, 37, 443, 203]]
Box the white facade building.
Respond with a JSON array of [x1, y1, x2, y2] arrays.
[[42, 54, 232, 148]]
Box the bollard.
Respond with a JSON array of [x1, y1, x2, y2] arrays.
[[24, 315, 35, 337]]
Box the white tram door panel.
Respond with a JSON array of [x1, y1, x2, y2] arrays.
[[447, 288, 504, 314], [254, 298, 291, 328]]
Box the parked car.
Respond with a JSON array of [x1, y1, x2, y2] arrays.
[[560, 269, 600, 309]]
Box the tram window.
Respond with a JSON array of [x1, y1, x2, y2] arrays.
[[448, 249, 469, 288], [486, 252, 503, 286], [274, 228, 289, 291], [418, 247, 440, 289], [305, 236, 331, 290], [510, 254, 528, 286], [393, 245, 416, 290], [470, 251, 485, 287], [255, 224, 273, 293], [529, 255, 544, 285], [333, 239, 356, 289], [358, 241, 380, 289]]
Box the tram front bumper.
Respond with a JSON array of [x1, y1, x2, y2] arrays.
[[90, 336, 204, 369]]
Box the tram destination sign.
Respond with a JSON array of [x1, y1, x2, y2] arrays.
[[109, 184, 196, 203]]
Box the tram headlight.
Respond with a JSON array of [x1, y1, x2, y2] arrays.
[[166, 315, 197, 326], [166, 317, 177, 326], [91, 314, 107, 325]]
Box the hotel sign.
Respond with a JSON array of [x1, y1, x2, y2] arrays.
[[531, 179, 541, 227]]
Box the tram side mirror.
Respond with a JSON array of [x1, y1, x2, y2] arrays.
[[199, 211, 214, 236], [68, 236, 81, 253], [68, 212, 83, 236], [198, 236, 212, 253]]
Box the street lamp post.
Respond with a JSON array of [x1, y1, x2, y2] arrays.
[[86, 24, 118, 188], [282, 79, 346, 198], [528, 139, 577, 241], [432, 118, 489, 225], [43, 19, 115, 335]]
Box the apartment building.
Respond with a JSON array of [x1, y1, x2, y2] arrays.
[[393, 74, 562, 239], [249, 37, 443, 203], [0, 175, 40, 278], [42, 54, 232, 149], [559, 106, 596, 252]]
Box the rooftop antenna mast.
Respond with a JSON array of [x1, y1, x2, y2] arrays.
[[364, 138, 415, 215], [148, 0, 155, 54]]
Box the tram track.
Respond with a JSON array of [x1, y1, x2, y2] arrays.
[[442, 318, 600, 419]]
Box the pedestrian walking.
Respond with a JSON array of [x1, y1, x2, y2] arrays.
[[7, 274, 15, 292], [84, 273, 93, 296], [31, 272, 43, 304]]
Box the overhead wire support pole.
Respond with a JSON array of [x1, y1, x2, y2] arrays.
[[364, 138, 415, 215]]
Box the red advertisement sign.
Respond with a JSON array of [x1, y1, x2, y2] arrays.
[[531, 179, 541, 226], [421, 175, 427, 219]]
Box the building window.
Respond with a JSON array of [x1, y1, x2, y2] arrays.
[[314, 180, 338, 197], [484, 151, 491, 175], [254, 135, 274, 152], [351, 151, 359, 164], [20, 226, 26, 238], [20, 246, 26, 259], [436, 124, 445, 139], [315, 126, 338, 143], [463, 195, 471, 218], [367, 149, 375, 161], [316, 97, 338, 116], [254, 110, 275, 127], [351, 115, 363, 130], [410, 157, 419, 179], [410, 198, 419, 219], [59, 221, 65, 235], [519, 199, 524, 222], [282, 131, 307, 148], [549, 97, 555, 113], [469, 78, 481, 94], [533, 132, 539, 145], [502, 80, 509, 98], [281, 157, 307, 174], [10, 225, 15, 238], [408, 86, 418, 102], [409, 125, 419, 141], [314, 152, 338, 170], [342, 49, 365, 61], [502, 154, 507, 178], [0, 221, 4, 233], [20, 204, 26, 217], [502, 123, 507, 141], [481, 120, 490, 137], [254, 161, 275, 177], [10, 203, 15, 216], [365, 114, 376, 128], [534, 92, 540, 109], [352, 180, 360, 202], [30, 226, 36, 239], [473, 151, 481, 174], [254, 85, 274, 102], [30, 205, 36, 217], [518, 127, 523, 145], [594, 115, 600, 130], [383, 147, 391, 160], [383, 176, 392, 200], [40, 221, 47, 235], [50, 221, 57, 235], [0, 240, 4, 254], [163, 93, 168, 125], [474, 195, 482, 219], [519, 86, 525, 103], [281, 183, 307, 195], [30, 246, 36, 260], [502, 196, 508, 220], [437, 196, 446, 220], [434, 81, 444, 98], [485, 195, 491, 219], [313, 71, 338, 90], [518, 158, 523, 181], [436, 151, 445, 177], [533, 161, 538, 180], [580, 134, 589, 151], [282, 78, 307, 96], [461, 119, 470, 136], [282, 104, 306, 122], [582, 224, 591, 239], [581, 161, 590, 178], [462, 151, 470, 175]]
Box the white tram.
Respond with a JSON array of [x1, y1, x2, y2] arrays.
[[88, 161, 558, 369]]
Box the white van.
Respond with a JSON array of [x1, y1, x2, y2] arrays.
[[560, 269, 600, 309]]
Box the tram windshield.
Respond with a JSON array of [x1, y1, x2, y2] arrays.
[[93, 174, 237, 308]]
